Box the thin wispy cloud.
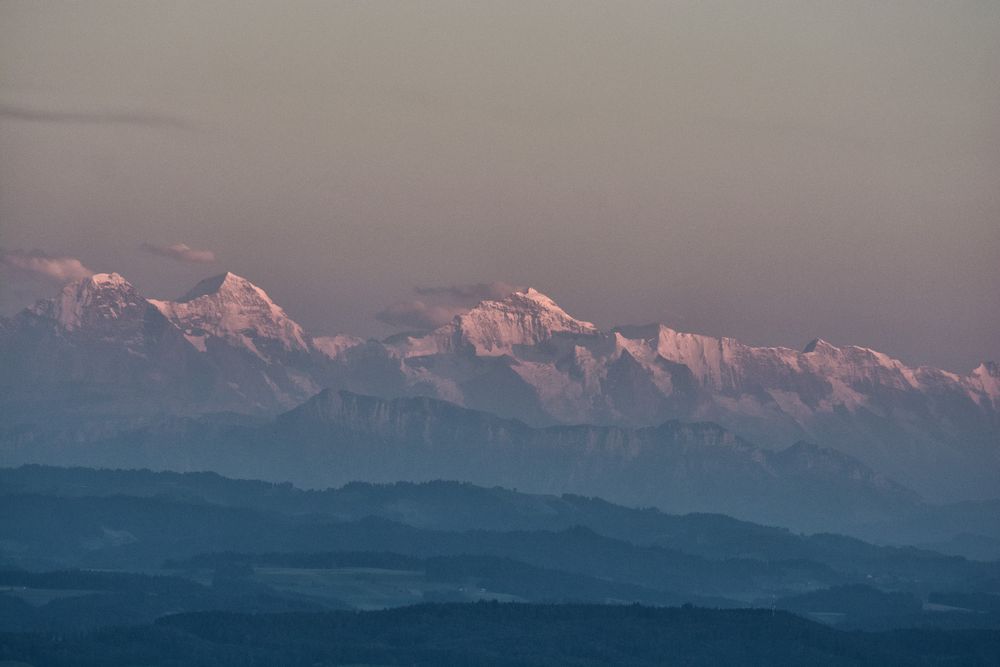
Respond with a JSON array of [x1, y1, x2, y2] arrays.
[[0, 103, 197, 131], [0, 249, 94, 283], [141, 242, 216, 264], [375, 300, 467, 330], [415, 281, 520, 301], [378, 281, 521, 330]]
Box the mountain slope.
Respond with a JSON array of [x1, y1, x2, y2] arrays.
[[149, 272, 309, 358], [2, 465, 996, 590], [0, 273, 214, 419], [330, 294, 998, 500], [0, 272, 335, 418], [1, 273, 996, 500], [3, 390, 924, 533]]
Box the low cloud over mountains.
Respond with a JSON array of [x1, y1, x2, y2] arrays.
[[377, 281, 522, 330], [0, 249, 94, 283], [140, 242, 216, 264]]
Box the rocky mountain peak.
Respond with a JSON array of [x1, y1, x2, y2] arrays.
[[452, 287, 598, 356], [28, 272, 147, 332], [150, 271, 308, 356]]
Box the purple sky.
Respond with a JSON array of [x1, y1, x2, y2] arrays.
[[1, 1, 998, 372]]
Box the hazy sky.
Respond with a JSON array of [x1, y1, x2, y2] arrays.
[[1, 1, 998, 372]]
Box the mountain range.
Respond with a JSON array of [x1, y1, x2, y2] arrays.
[[3, 388, 926, 533], [1, 271, 997, 504]]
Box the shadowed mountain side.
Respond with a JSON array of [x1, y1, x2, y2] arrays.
[[2, 273, 996, 502], [1, 390, 922, 535], [4, 463, 995, 566], [2, 491, 997, 601]]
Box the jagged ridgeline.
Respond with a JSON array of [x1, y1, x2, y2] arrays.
[[1, 272, 997, 505]]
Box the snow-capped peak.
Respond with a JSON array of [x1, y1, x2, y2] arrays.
[[510, 287, 577, 312], [312, 334, 365, 359], [451, 287, 598, 356], [977, 361, 1000, 378], [970, 361, 1000, 404], [150, 272, 308, 357], [29, 272, 145, 331], [178, 271, 259, 303], [803, 337, 837, 354], [89, 272, 130, 288]]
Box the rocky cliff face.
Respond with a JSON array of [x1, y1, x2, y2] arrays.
[[2, 273, 996, 500], [331, 292, 997, 499], [149, 272, 309, 359], [2, 272, 328, 416], [203, 390, 931, 531]]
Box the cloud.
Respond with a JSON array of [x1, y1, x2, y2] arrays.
[[376, 301, 468, 330], [0, 103, 197, 131], [414, 281, 520, 301], [377, 281, 521, 330], [0, 249, 94, 283], [141, 242, 216, 263]]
